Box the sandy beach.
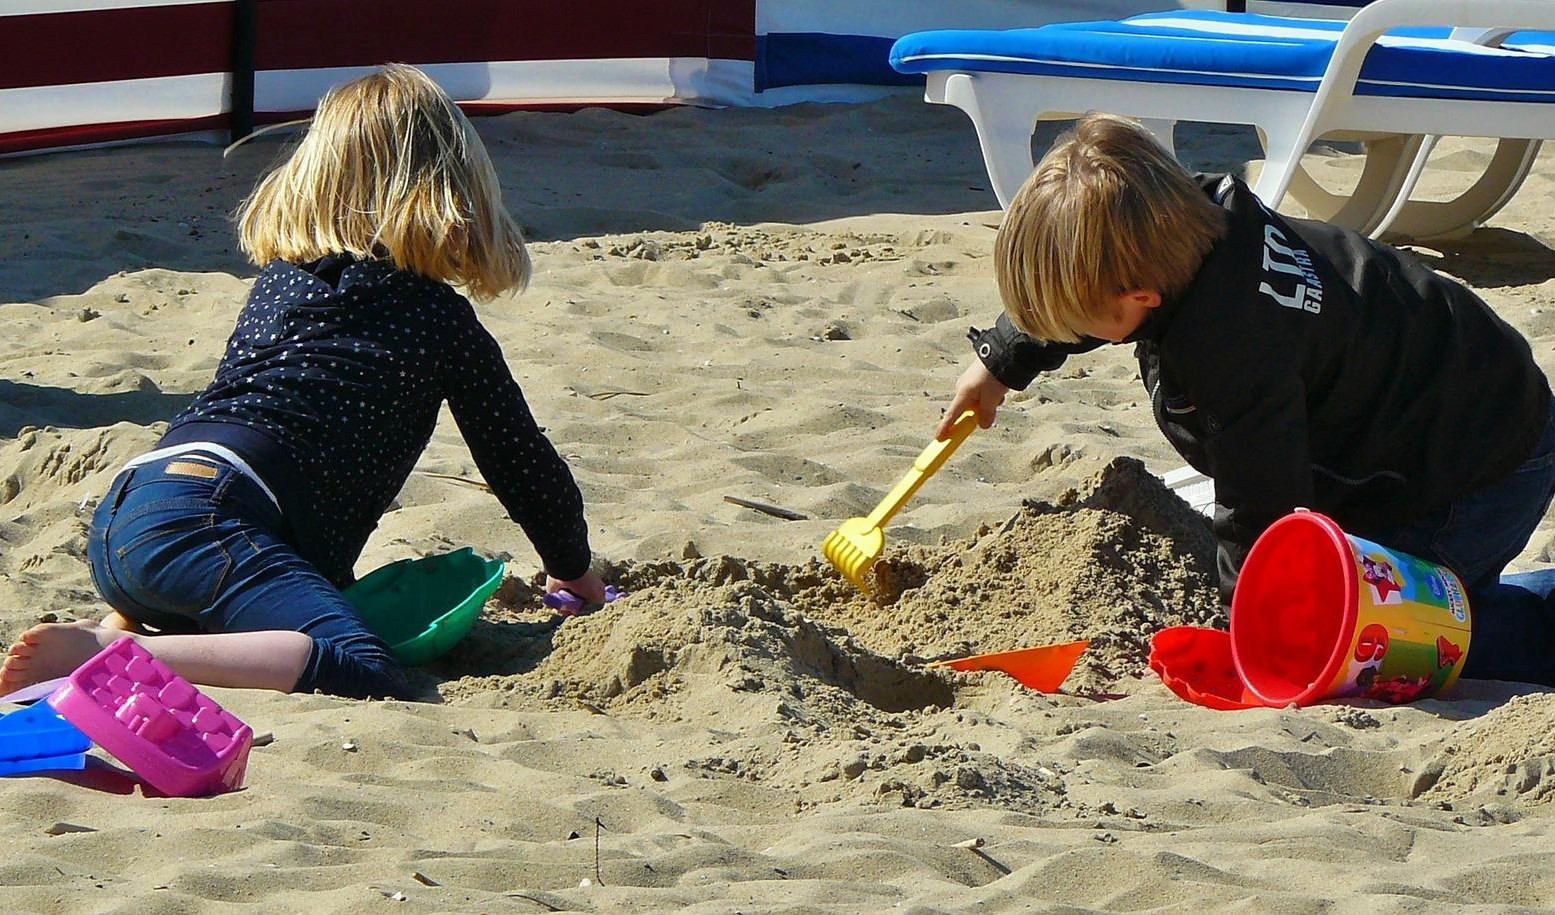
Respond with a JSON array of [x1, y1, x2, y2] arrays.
[[5, 93, 1555, 912]]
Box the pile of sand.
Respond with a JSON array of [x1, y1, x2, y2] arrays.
[[444, 456, 1220, 696], [1419, 693, 1555, 809], [427, 458, 1222, 812], [815, 456, 1223, 689]]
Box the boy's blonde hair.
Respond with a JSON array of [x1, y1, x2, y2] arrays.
[[994, 113, 1227, 343], [237, 63, 529, 301]]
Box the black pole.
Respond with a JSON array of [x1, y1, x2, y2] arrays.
[[229, 0, 257, 144], [1225, 1, 1248, 11]]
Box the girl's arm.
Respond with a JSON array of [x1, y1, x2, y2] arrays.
[[439, 303, 593, 581]]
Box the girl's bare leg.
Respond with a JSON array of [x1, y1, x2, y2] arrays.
[[1, 621, 312, 693]]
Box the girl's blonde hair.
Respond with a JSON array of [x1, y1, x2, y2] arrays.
[[994, 113, 1227, 343], [237, 63, 529, 301]]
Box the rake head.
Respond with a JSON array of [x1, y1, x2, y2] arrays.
[[822, 517, 884, 596]]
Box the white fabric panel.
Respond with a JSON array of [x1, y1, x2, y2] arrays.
[[673, 59, 896, 108], [671, 57, 752, 106], [0, 0, 218, 15], [0, 72, 228, 134], [256, 59, 691, 112], [255, 58, 891, 112], [702, 60, 901, 106]]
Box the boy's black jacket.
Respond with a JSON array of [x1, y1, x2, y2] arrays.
[[972, 174, 1551, 602]]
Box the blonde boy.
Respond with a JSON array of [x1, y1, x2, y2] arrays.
[[941, 113, 1555, 685]]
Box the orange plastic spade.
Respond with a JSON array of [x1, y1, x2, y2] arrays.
[[930, 640, 1089, 692]]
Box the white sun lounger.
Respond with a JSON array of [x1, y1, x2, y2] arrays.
[[890, 0, 1555, 239]]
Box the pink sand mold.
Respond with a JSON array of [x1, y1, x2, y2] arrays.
[[0, 700, 90, 775], [48, 637, 253, 796]]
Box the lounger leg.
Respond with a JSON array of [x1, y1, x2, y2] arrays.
[[1278, 135, 1420, 233], [933, 73, 1039, 208], [1367, 135, 1442, 239], [1351, 135, 1427, 237], [1250, 123, 1310, 212], [1381, 138, 1541, 240]]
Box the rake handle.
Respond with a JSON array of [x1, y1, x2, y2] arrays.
[[864, 411, 978, 529]]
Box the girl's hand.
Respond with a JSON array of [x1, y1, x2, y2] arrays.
[[547, 570, 607, 604], [938, 360, 1009, 439]]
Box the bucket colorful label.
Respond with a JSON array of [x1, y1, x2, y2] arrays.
[[1328, 534, 1471, 703]]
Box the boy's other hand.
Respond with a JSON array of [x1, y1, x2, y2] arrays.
[[547, 570, 607, 604], [939, 361, 1009, 439]]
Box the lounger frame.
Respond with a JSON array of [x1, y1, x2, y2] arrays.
[[922, 0, 1555, 239]]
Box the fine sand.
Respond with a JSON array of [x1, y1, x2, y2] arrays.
[[5, 95, 1555, 912]]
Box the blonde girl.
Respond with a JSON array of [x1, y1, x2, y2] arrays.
[[2, 64, 605, 698]]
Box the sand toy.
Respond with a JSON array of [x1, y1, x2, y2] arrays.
[[0, 676, 68, 706], [542, 585, 626, 616], [1153, 510, 1472, 710], [1149, 626, 1260, 710], [1232, 509, 1470, 706], [49, 637, 252, 796], [931, 640, 1089, 692], [344, 547, 505, 666], [823, 410, 977, 596], [0, 700, 91, 776]]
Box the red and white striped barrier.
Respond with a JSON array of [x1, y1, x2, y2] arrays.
[[1, 0, 758, 154], [3, 1, 1305, 156]]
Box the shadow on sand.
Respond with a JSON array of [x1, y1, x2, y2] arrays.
[[0, 379, 193, 438]]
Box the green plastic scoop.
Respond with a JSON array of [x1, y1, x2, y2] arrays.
[[343, 547, 505, 666]]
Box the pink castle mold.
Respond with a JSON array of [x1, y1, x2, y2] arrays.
[[49, 638, 252, 796]]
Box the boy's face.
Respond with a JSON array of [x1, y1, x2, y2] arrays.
[[1076, 288, 1162, 343]]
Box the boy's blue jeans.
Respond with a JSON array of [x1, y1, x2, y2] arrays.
[[85, 454, 412, 699], [1359, 397, 1555, 686]]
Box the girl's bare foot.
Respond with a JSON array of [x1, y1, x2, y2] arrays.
[[0, 621, 124, 693]]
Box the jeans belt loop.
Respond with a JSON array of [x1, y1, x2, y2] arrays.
[[210, 465, 236, 504], [106, 467, 135, 515]]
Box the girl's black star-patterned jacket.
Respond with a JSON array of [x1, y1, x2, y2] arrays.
[[970, 174, 1550, 603], [157, 254, 592, 587]]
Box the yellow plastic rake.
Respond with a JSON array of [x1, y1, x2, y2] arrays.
[[822, 411, 977, 596]]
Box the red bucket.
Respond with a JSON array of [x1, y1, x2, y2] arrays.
[[1230, 510, 1471, 706]]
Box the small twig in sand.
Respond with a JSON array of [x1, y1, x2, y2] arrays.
[[723, 495, 808, 521], [414, 471, 492, 492], [585, 390, 650, 400], [503, 892, 561, 912], [952, 837, 1009, 874], [594, 816, 606, 886]]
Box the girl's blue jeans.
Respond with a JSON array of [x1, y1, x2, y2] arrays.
[[1361, 397, 1555, 686], [85, 454, 412, 699]]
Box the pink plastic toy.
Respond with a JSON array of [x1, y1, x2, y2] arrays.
[[48, 637, 253, 796]]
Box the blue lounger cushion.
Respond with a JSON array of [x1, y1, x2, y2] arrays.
[[890, 11, 1555, 104]]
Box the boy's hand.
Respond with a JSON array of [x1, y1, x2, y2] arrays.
[[547, 570, 607, 604], [938, 361, 1009, 439]]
